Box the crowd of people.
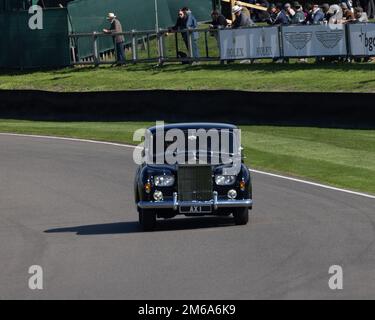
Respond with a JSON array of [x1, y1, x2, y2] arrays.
[[210, 1, 372, 28], [104, 1, 374, 65]]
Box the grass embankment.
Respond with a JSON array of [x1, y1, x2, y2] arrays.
[[1, 63, 375, 92], [0, 120, 374, 194]]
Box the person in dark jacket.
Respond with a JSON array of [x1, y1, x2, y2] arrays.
[[170, 8, 200, 60], [232, 5, 255, 28], [267, 3, 290, 25], [307, 4, 325, 24], [210, 10, 228, 48], [171, 9, 189, 48], [210, 10, 228, 29], [290, 2, 306, 24], [103, 12, 125, 64]]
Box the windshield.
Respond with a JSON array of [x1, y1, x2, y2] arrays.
[[144, 128, 241, 165]]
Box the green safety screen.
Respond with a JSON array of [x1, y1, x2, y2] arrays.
[[0, 8, 70, 68]]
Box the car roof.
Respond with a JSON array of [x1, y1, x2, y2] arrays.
[[147, 122, 237, 134]]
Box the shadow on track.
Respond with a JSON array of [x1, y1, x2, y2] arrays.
[[44, 216, 236, 235]]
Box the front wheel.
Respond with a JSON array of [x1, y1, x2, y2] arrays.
[[233, 207, 249, 225], [139, 209, 156, 231]]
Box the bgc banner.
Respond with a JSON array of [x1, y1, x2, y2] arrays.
[[281, 24, 347, 57], [348, 23, 375, 56], [219, 27, 281, 60]]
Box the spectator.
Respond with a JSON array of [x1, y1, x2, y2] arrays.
[[327, 4, 343, 24], [245, 0, 270, 22], [340, 3, 355, 22], [183, 8, 200, 60], [340, 0, 354, 10], [171, 10, 189, 49], [231, 5, 255, 28], [354, 6, 369, 21], [103, 12, 125, 65], [171, 8, 200, 61], [284, 3, 295, 23], [321, 3, 331, 21], [210, 10, 228, 29], [307, 4, 325, 24], [290, 2, 306, 24], [235, 1, 251, 18], [267, 3, 290, 25], [209, 10, 228, 48]]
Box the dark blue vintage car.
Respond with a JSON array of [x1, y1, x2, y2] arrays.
[[134, 123, 253, 231]]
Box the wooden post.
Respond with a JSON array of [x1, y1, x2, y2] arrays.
[[230, 0, 235, 22]]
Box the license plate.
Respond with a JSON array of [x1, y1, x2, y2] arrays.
[[179, 205, 212, 214]]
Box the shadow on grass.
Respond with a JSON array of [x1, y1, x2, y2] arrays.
[[2, 61, 375, 76], [44, 216, 236, 235]]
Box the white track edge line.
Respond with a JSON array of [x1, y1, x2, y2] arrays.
[[1, 132, 374, 200]]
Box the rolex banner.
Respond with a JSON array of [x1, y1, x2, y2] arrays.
[[281, 24, 347, 57], [348, 23, 375, 56], [219, 27, 280, 60]]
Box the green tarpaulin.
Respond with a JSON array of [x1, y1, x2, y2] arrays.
[[0, 8, 70, 68]]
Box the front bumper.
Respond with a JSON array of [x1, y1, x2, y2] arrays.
[[138, 191, 253, 210]]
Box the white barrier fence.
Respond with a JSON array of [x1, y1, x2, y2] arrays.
[[348, 23, 375, 56], [220, 27, 280, 59], [219, 23, 375, 60], [281, 24, 347, 57]]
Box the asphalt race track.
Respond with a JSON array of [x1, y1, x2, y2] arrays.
[[0, 134, 374, 300]]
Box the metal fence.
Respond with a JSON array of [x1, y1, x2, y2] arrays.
[[69, 23, 375, 66], [69, 28, 221, 66]]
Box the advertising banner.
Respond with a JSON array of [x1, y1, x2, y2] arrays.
[[281, 24, 347, 57], [219, 27, 280, 60], [348, 23, 375, 56]]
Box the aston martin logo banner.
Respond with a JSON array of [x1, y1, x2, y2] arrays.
[[219, 27, 281, 60], [348, 23, 375, 56], [281, 24, 347, 57]]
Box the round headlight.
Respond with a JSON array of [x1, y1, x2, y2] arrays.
[[153, 190, 163, 201], [215, 175, 236, 186], [154, 175, 175, 187]]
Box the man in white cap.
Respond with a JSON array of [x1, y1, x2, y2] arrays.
[[103, 13, 125, 65], [231, 5, 254, 28]]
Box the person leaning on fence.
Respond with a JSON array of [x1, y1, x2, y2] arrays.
[[306, 4, 325, 24], [284, 3, 295, 23], [289, 2, 306, 24], [231, 5, 255, 28], [354, 6, 369, 22], [183, 7, 200, 61], [209, 10, 228, 49], [267, 3, 290, 25], [235, 1, 251, 19], [103, 13, 125, 65], [340, 2, 355, 23], [267, 4, 289, 63]]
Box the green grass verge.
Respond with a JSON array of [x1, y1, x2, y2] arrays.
[[1, 120, 374, 194], [1, 62, 375, 92]]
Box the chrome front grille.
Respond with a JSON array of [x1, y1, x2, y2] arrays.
[[177, 165, 213, 201]]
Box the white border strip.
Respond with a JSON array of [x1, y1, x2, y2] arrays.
[[1, 132, 374, 200]]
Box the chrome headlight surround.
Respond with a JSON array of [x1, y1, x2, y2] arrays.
[[215, 175, 236, 186], [154, 175, 175, 187]]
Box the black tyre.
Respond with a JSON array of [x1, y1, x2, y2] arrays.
[[139, 209, 156, 231], [233, 207, 249, 225]]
